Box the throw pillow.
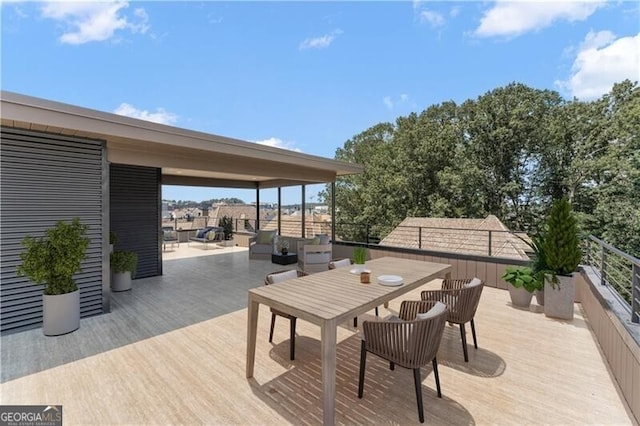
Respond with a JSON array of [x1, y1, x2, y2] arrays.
[[416, 301, 447, 320], [268, 269, 298, 284], [330, 258, 351, 269], [312, 236, 321, 245], [465, 277, 482, 288], [195, 229, 206, 238], [257, 230, 275, 244], [318, 234, 330, 245]]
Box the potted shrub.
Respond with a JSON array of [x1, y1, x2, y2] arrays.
[[110, 250, 138, 292], [219, 215, 234, 246], [109, 231, 118, 253], [518, 234, 549, 306], [502, 266, 537, 308], [17, 218, 90, 336], [542, 197, 581, 319], [352, 246, 368, 273], [278, 238, 290, 255]]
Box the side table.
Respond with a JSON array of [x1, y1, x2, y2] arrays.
[[271, 253, 298, 265]]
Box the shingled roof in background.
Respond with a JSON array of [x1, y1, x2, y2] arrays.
[[379, 215, 530, 260]]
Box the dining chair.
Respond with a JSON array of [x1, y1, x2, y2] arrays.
[[421, 278, 484, 362], [264, 269, 308, 360], [328, 258, 378, 327], [358, 300, 448, 423]]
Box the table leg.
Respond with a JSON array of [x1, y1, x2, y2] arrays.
[[246, 295, 259, 378], [321, 319, 337, 426]]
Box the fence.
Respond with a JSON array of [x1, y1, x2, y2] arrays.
[[583, 235, 640, 324]]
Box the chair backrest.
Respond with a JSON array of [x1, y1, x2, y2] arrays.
[[440, 278, 484, 323], [328, 258, 352, 270], [264, 269, 308, 286], [363, 302, 448, 369], [255, 229, 276, 245]]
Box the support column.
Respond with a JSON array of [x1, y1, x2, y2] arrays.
[[331, 181, 336, 243], [255, 186, 260, 231], [277, 187, 282, 236], [301, 185, 306, 238]]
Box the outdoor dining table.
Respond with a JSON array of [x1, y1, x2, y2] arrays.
[[245, 256, 452, 426]]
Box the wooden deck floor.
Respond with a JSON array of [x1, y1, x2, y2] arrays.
[[0, 250, 634, 425]]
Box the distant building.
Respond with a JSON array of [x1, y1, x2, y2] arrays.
[[380, 215, 530, 260], [262, 211, 331, 238]]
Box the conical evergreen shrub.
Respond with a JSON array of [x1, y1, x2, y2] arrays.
[[543, 197, 581, 278]]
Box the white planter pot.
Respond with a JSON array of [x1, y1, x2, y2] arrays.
[[112, 271, 132, 292], [352, 264, 367, 274], [544, 274, 575, 320], [43, 290, 80, 336], [508, 286, 533, 308]]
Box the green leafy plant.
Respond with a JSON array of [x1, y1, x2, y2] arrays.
[[109, 231, 119, 245], [352, 247, 367, 265], [219, 215, 234, 240], [517, 233, 549, 292], [17, 218, 90, 295], [502, 266, 537, 293], [543, 198, 581, 288], [110, 250, 138, 275]]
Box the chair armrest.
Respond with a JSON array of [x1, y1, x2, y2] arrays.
[[301, 244, 332, 254]]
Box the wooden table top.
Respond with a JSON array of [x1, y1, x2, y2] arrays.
[[249, 257, 451, 325]]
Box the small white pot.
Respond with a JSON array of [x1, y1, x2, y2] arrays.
[[112, 271, 132, 292]]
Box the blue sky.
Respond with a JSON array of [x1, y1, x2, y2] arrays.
[[2, 1, 638, 205]]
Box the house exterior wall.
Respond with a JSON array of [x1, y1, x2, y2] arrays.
[[0, 127, 107, 334], [110, 164, 161, 278]]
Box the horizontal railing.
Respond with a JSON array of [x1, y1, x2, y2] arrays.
[[583, 236, 640, 324], [162, 218, 526, 258], [334, 222, 524, 258]]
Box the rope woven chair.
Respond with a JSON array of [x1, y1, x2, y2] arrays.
[[264, 269, 309, 360], [358, 300, 448, 423], [328, 258, 379, 327], [421, 278, 484, 362]]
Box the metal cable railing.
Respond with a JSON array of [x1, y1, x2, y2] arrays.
[[583, 236, 640, 324]]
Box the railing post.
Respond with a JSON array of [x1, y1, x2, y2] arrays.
[[488, 231, 492, 256], [632, 264, 639, 323], [601, 246, 607, 286], [418, 226, 422, 249]]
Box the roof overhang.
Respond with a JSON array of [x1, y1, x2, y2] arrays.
[[0, 91, 363, 189]]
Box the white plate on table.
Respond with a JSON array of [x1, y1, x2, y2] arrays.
[[378, 275, 403, 286]]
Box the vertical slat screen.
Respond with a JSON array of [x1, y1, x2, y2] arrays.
[[0, 127, 105, 334], [110, 164, 161, 279]]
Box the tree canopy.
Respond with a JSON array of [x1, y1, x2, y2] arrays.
[[323, 80, 640, 258]]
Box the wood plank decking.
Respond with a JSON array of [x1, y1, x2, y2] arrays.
[[0, 248, 634, 425]]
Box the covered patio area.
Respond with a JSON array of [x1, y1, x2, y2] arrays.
[[0, 251, 633, 424]]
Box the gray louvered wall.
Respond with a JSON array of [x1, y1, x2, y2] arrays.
[[0, 127, 106, 334], [110, 164, 161, 279]]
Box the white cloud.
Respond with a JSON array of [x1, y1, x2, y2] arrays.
[[475, 1, 606, 38], [39, 0, 149, 45], [383, 93, 412, 110], [555, 31, 640, 100], [419, 9, 445, 28], [254, 137, 302, 152], [114, 103, 178, 125], [450, 6, 461, 18], [299, 29, 343, 50]]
